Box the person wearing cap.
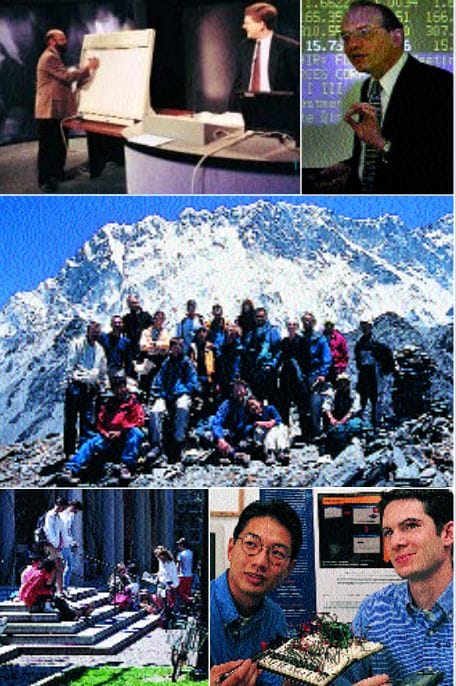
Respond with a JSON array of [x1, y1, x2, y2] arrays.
[[35, 28, 99, 191], [322, 373, 364, 454], [61, 370, 145, 483]]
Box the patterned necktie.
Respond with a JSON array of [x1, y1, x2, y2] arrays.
[[361, 79, 382, 193], [250, 41, 261, 91]]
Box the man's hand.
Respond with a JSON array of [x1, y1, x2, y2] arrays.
[[314, 162, 351, 191], [344, 103, 386, 150], [210, 659, 260, 686], [353, 674, 391, 686], [218, 438, 233, 455], [107, 430, 122, 440], [255, 420, 275, 430], [87, 56, 100, 70]]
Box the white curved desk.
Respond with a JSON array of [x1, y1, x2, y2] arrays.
[[124, 133, 300, 194]]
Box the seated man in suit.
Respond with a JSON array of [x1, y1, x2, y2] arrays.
[[317, 1, 453, 194], [230, 3, 299, 108]]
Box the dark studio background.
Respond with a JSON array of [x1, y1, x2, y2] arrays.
[[0, 0, 299, 146]]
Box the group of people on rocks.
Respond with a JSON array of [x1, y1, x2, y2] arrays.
[[61, 295, 395, 481]]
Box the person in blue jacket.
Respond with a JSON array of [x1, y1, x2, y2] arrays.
[[211, 499, 302, 686], [242, 307, 281, 406], [99, 314, 133, 378], [216, 324, 243, 400], [148, 337, 200, 461], [300, 312, 332, 439], [211, 379, 251, 461]]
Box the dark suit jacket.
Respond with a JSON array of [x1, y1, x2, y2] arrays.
[[349, 55, 453, 194], [230, 32, 300, 108]]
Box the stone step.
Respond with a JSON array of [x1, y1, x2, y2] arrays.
[[3, 608, 149, 646], [14, 612, 161, 656], [0, 644, 20, 665], [0, 610, 60, 623], [64, 587, 106, 602], [0, 587, 101, 611], [0, 601, 59, 615], [7, 602, 121, 634], [0, 591, 109, 623], [0, 588, 18, 603]]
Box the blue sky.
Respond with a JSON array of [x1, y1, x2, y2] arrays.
[[0, 194, 452, 307]]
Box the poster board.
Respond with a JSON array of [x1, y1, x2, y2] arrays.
[[261, 489, 316, 628], [314, 489, 399, 624], [78, 29, 155, 126]]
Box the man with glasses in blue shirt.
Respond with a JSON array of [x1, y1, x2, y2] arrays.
[[210, 500, 302, 686], [317, 1, 452, 194]]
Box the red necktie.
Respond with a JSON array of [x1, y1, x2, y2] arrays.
[[250, 41, 261, 91]]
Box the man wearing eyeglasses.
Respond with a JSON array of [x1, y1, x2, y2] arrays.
[[210, 500, 302, 686], [317, 1, 452, 194]]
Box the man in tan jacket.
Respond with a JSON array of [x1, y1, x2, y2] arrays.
[[35, 29, 99, 191]]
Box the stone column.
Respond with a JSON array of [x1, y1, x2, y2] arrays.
[[102, 490, 117, 581], [113, 490, 125, 564], [0, 491, 15, 585], [68, 488, 84, 583], [131, 490, 152, 571], [155, 490, 174, 550]]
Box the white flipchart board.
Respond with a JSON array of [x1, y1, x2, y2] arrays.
[[78, 29, 155, 126]]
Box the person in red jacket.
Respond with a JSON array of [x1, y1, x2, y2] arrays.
[[323, 320, 349, 384], [20, 559, 56, 612], [62, 371, 145, 482]]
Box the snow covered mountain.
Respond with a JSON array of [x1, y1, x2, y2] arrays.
[[0, 200, 453, 444]]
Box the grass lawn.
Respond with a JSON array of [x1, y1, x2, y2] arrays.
[[55, 665, 208, 685]]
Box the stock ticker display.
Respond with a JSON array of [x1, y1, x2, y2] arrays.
[[302, 0, 454, 166]]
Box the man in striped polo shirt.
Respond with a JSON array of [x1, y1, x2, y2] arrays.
[[338, 489, 453, 686]]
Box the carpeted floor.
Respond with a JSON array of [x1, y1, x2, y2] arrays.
[[0, 137, 126, 195]]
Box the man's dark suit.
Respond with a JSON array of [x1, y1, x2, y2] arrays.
[[230, 32, 299, 109], [235, 33, 299, 93], [349, 55, 453, 194]]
